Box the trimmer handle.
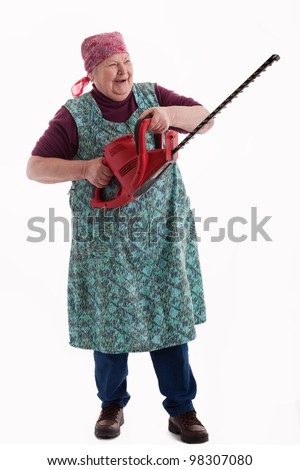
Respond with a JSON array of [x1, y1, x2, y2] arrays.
[[134, 117, 163, 154]]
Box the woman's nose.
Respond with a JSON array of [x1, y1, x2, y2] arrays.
[[117, 63, 127, 74]]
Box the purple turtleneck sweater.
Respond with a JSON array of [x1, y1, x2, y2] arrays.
[[32, 84, 201, 159]]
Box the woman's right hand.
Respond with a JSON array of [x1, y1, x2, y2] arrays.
[[83, 157, 114, 188]]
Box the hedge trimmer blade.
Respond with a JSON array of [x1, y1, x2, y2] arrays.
[[172, 54, 280, 156]]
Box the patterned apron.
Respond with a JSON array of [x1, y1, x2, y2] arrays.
[[64, 82, 206, 353]]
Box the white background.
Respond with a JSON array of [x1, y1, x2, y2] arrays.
[[0, 0, 300, 467]]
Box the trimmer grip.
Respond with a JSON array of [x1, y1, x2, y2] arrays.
[[134, 117, 152, 155]]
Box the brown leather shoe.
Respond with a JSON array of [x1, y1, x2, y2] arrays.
[[169, 411, 209, 444], [94, 403, 124, 439]]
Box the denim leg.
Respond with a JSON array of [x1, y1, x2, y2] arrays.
[[93, 350, 131, 408], [150, 343, 197, 416]]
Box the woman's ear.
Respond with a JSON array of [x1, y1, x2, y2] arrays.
[[88, 72, 94, 82]]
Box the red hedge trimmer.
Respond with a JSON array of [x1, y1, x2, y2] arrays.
[[91, 54, 280, 209]]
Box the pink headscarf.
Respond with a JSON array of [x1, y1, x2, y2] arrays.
[[71, 31, 128, 97]]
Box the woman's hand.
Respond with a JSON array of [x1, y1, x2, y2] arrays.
[[83, 157, 113, 188], [139, 105, 214, 134], [139, 107, 171, 133]]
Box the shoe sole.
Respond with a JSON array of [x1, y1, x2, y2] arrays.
[[95, 418, 124, 439], [94, 429, 120, 439], [168, 419, 209, 444]]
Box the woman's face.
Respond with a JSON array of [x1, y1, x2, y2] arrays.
[[89, 53, 133, 101]]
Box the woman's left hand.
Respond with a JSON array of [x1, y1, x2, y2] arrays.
[[139, 107, 171, 133]]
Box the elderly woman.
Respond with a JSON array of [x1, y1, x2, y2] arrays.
[[27, 32, 214, 444]]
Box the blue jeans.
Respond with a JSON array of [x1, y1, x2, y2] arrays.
[[94, 343, 197, 417]]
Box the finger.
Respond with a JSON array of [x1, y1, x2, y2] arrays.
[[94, 177, 110, 188], [148, 114, 161, 131], [151, 120, 167, 133], [98, 174, 113, 186], [101, 166, 114, 177], [102, 170, 114, 181], [139, 108, 154, 120], [93, 181, 105, 188]]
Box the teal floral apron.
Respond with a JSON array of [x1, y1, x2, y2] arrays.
[[64, 82, 206, 353]]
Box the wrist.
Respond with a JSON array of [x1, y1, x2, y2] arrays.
[[81, 160, 89, 180], [166, 106, 176, 127]]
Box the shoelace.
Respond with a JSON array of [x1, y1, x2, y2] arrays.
[[98, 404, 121, 422], [178, 411, 202, 427]]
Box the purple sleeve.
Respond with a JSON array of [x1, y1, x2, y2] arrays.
[[155, 84, 202, 107], [31, 107, 78, 159]]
